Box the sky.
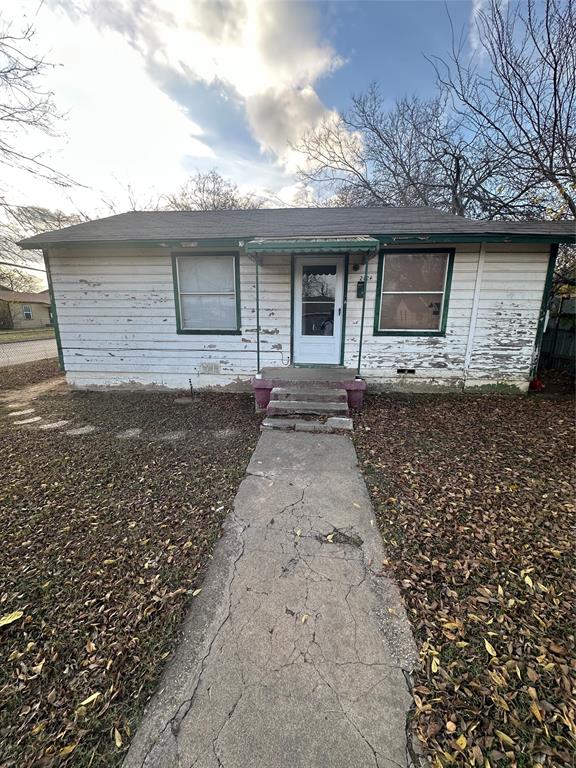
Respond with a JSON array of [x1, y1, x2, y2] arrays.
[[5, 0, 476, 218]]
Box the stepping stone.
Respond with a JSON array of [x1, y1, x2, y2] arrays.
[[14, 416, 42, 424], [117, 428, 142, 439], [66, 425, 96, 436], [10, 409, 35, 416], [158, 430, 186, 441], [39, 420, 70, 431], [326, 416, 354, 431], [5, 402, 28, 410]]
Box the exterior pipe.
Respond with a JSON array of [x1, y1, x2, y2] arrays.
[[255, 258, 261, 374], [356, 253, 370, 376]]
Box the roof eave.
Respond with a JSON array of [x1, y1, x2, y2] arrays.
[[378, 233, 576, 245], [19, 231, 576, 250]]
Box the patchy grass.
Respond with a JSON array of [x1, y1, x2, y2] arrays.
[[0, 391, 260, 767], [0, 358, 61, 392], [0, 328, 55, 343], [354, 394, 575, 768]]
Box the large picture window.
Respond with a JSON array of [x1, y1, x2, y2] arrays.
[[173, 253, 241, 334], [374, 249, 454, 336]]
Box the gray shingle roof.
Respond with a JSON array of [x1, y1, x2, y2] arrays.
[[0, 290, 50, 304], [18, 206, 575, 248]]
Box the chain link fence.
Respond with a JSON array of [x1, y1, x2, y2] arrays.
[[0, 332, 58, 369]]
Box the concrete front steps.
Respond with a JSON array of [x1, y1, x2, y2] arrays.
[[266, 386, 349, 417], [263, 386, 353, 432], [262, 416, 353, 433]]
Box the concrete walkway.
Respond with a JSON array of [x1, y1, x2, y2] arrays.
[[124, 431, 417, 768]]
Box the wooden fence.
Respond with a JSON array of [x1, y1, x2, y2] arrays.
[[540, 296, 575, 374]]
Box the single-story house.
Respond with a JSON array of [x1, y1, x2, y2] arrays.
[[19, 207, 575, 396], [0, 289, 52, 330]]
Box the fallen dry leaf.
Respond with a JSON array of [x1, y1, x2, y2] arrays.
[[354, 392, 575, 768], [0, 610, 24, 629]]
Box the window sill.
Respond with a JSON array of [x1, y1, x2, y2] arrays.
[[176, 328, 242, 335], [373, 330, 446, 337]]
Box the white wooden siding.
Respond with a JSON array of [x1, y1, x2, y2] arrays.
[[50, 248, 290, 388], [49, 242, 550, 391], [344, 243, 549, 390]]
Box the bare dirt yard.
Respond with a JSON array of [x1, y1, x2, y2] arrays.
[[0, 358, 62, 392], [354, 393, 575, 768], [0, 390, 261, 767]]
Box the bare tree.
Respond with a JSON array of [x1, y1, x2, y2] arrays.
[[0, 14, 72, 189], [296, 88, 542, 218], [164, 169, 263, 211], [0, 12, 80, 287], [100, 181, 161, 214], [296, 1, 576, 221], [0, 205, 85, 289], [0, 268, 42, 292], [433, 0, 576, 218], [552, 245, 576, 296]]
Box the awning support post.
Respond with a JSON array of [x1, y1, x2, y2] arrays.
[[357, 253, 370, 377], [255, 258, 261, 374]]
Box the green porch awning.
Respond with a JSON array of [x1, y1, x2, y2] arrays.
[[245, 235, 379, 256]]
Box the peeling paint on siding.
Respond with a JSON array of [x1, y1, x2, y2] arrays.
[[49, 243, 549, 391]]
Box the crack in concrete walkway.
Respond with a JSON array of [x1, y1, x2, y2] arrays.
[[124, 431, 417, 768]]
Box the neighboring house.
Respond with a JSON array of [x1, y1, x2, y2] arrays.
[[19, 207, 574, 393], [0, 290, 52, 330]]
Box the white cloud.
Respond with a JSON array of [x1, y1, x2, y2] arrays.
[[469, 0, 486, 53], [78, 0, 342, 166], [6, 1, 215, 212], [4, 0, 343, 213], [469, 0, 507, 56]]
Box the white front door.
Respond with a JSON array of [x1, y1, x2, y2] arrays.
[[293, 256, 345, 365]]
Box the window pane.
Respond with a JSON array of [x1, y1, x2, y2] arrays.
[[383, 252, 447, 292], [180, 294, 237, 330], [379, 293, 443, 330], [178, 255, 235, 293], [302, 265, 336, 299]]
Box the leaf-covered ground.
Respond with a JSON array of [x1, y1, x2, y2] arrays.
[[354, 393, 575, 768], [0, 391, 260, 767], [0, 358, 62, 393]]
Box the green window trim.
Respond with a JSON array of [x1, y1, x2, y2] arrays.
[[373, 247, 455, 337], [171, 251, 242, 335]]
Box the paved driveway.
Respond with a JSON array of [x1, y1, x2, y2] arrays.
[[0, 339, 58, 367]]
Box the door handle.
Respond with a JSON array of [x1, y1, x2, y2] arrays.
[[338, 307, 342, 316]]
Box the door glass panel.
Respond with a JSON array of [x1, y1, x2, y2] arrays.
[[301, 265, 336, 336]]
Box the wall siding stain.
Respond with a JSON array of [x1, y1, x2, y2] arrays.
[[48, 243, 550, 391]]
